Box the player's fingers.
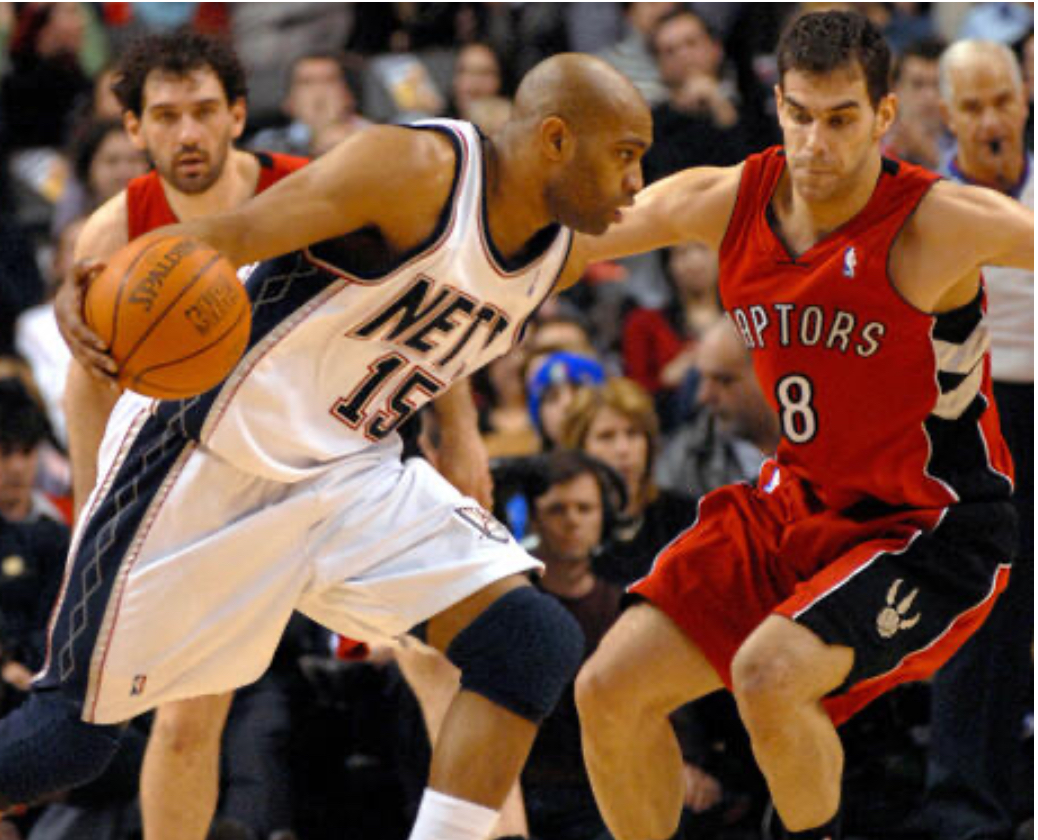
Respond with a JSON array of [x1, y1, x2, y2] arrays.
[[71, 258, 105, 288]]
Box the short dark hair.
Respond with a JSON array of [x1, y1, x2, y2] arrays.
[[0, 378, 49, 453], [113, 29, 248, 117], [529, 450, 627, 523], [777, 11, 892, 108], [893, 37, 947, 83]]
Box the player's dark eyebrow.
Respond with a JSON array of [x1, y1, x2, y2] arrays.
[[147, 97, 224, 113], [785, 95, 862, 114]]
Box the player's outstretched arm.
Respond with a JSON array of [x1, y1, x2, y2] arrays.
[[153, 125, 457, 267], [896, 181, 1035, 310], [564, 164, 743, 285], [937, 180, 1034, 271]]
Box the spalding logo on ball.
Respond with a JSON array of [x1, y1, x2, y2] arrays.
[[85, 235, 251, 400]]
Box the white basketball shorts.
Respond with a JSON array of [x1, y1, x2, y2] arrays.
[[37, 403, 540, 724]]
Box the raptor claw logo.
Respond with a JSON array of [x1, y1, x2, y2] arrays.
[[876, 579, 921, 639]]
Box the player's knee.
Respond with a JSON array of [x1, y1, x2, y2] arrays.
[[574, 651, 629, 726], [731, 641, 801, 720], [446, 586, 585, 724], [0, 690, 122, 805]]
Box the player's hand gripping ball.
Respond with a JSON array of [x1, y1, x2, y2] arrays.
[[85, 235, 251, 399]]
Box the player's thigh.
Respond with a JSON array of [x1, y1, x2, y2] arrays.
[[299, 455, 540, 644], [579, 601, 724, 717]]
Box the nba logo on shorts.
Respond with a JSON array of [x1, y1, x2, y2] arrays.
[[131, 675, 148, 696], [843, 246, 858, 278]]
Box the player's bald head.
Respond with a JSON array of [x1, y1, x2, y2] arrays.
[[504, 54, 652, 236], [512, 53, 650, 133]]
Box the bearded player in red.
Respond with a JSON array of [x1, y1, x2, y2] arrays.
[[571, 12, 1034, 840]]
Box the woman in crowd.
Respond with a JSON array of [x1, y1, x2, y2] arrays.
[[561, 377, 698, 586]]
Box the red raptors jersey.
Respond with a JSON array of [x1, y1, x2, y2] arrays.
[[719, 147, 1013, 511], [126, 151, 307, 239]]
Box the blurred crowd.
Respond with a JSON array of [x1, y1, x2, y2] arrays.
[[0, 3, 1032, 840]]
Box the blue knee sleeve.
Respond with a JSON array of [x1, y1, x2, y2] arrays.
[[0, 690, 122, 806], [446, 586, 585, 723]]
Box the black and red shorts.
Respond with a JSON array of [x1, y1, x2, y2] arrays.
[[630, 461, 1016, 725]]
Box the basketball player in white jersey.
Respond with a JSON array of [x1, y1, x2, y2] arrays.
[[62, 31, 497, 840], [0, 53, 652, 840]]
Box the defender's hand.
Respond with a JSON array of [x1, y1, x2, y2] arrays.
[[56, 259, 118, 385]]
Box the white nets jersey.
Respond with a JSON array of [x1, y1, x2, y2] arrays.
[[141, 120, 572, 481]]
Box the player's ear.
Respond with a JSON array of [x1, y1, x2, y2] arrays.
[[229, 97, 248, 140], [874, 93, 897, 139], [123, 110, 145, 150], [540, 116, 574, 164]]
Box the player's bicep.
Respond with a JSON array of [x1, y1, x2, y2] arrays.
[[936, 182, 1034, 271], [979, 195, 1034, 270]]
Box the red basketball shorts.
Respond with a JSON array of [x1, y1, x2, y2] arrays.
[[630, 461, 1016, 724]]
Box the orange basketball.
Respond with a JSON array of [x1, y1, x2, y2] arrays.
[[85, 234, 251, 400]]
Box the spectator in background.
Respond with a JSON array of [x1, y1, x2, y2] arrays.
[[448, 42, 506, 124], [0, 376, 65, 528], [656, 317, 780, 498], [622, 242, 723, 430], [526, 353, 607, 452], [250, 51, 370, 158], [561, 378, 697, 587], [88, 65, 123, 122], [642, 8, 755, 183], [916, 39, 1034, 840], [52, 119, 147, 236], [15, 216, 86, 451], [0, 378, 69, 685], [883, 38, 948, 170], [478, 352, 541, 460], [0, 3, 92, 152], [595, 3, 677, 107], [1018, 30, 1034, 150]]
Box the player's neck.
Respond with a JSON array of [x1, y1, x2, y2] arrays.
[[161, 148, 261, 223], [482, 136, 552, 260], [780, 153, 883, 252]]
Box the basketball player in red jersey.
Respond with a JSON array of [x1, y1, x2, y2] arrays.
[[572, 12, 1033, 840], [60, 32, 489, 840]]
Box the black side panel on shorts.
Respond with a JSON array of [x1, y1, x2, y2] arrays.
[[35, 416, 192, 702], [796, 500, 1018, 691]]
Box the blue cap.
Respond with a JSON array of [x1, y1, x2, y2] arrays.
[[527, 352, 605, 429]]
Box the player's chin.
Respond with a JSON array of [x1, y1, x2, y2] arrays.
[[572, 215, 613, 237]]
